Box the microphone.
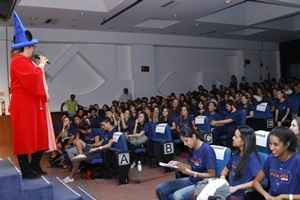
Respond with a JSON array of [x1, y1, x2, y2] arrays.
[[33, 54, 50, 64]]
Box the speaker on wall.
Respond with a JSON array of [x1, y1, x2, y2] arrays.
[[244, 59, 251, 65], [141, 66, 150, 72], [0, 0, 17, 20]]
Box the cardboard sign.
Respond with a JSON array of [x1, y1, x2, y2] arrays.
[[113, 132, 123, 143], [255, 130, 270, 147], [195, 116, 206, 125], [118, 153, 130, 166], [256, 103, 268, 112], [156, 123, 168, 134], [211, 145, 227, 160], [163, 142, 174, 155]]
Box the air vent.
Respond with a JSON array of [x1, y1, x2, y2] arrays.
[[161, 0, 176, 8]]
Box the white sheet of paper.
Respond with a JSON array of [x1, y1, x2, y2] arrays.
[[256, 103, 268, 112], [211, 145, 227, 160], [156, 123, 167, 134], [195, 116, 206, 125], [113, 132, 123, 143], [159, 162, 178, 169], [197, 178, 229, 200], [255, 130, 270, 147]]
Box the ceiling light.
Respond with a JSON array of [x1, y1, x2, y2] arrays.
[[225, 0, 232, 4]]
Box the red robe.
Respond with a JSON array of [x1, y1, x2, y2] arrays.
[[10, 54, 49, 155]]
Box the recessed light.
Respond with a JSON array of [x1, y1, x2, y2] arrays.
[[225, 0, 232, 4]]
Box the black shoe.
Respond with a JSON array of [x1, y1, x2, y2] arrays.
[[22, 170, 40, 179], [31, 151, 46, 175], [118, 177, 129, 185]]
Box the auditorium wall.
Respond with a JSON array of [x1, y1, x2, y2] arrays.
[[0, 27, 279, 111]]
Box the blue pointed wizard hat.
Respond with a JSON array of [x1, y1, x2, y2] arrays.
[[11, 11, 38, 49]]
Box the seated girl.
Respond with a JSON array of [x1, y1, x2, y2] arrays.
[[254, 127, 300, 200], [156, 126, 216, 200], [127, 112, 150, 169], [221, 125, 262, 200]]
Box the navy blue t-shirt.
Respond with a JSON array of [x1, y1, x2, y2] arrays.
[[263, 154, 300, 196], [206, 112, 223, 123], [224, 110, 243, 137], [89, 116, 101, 128], [288, 94, 300, 114], [226, 111, 243, 126], [206, 112, 224, 137], [189, 143, 216, 183], [169, 111, 180, 125], [81, 128, 102, 144], [69, 124, 80, 136], [100, 128, 116, 145], [133, 122, 152, 137], [227, 152, 262, 197], [275, 100, 290, 120], [238, 104, 254, 117], [177, 115, 194, 129]]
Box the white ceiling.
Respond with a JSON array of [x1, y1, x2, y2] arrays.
[[7, 0, 300, 42]]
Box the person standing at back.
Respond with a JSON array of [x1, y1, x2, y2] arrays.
[[61, 94, 79, 117], [119, 88, 132, 103]]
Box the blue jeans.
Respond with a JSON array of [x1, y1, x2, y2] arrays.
[[156, 177, 195, 200]]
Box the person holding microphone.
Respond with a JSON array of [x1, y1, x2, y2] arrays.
[[9, 11, 52, 179]]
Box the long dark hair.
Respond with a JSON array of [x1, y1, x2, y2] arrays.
[[269, 127, 297, 153], [234, 125, 258, 179], [180, 125, 204, 141], [159, 107, 169, 123]]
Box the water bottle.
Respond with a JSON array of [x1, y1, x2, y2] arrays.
[[137, 160, 142, 172]]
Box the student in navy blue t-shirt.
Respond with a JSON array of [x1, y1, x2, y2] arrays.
[[176, 106, 194, 131], [63, 120, 102, 183], [238, 95, 254, 119], [89, 118, 117, 153], [287, 91, 300, 117], [127, 112, 150, 169], [159, 107, 177, 130], [221, 125, 262, 200], [156, 126, 216, 200], [254, 127, 300, 200], [205, 101, 224, 144], [275, 90, 291, 127], [211, 100, 243, 147]]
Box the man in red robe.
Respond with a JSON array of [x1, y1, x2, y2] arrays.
[[10, 12, 49, 179]]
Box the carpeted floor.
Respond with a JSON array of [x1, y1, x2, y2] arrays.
[[46, 163, 175, 200]]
